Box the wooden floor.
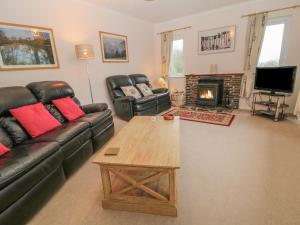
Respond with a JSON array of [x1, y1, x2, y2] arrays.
[[28, 111, 300, 225]]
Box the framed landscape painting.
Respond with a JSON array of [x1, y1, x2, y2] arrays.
[[198, 25, 236, 55], [99, 31, 129, 63], [0, 22, 59, 71]]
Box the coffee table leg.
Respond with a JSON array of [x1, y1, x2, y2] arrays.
[[169, 169, 176, 206], [100, 166, 111, 200]]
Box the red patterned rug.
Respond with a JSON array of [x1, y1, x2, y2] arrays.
[[164, 109, 235, 127]]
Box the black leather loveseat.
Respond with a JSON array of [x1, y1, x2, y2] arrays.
[[0, 81, 114, 225], [106, 74, 171, 121]]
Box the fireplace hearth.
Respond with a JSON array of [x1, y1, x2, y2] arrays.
[[197, 79, 224, 107]]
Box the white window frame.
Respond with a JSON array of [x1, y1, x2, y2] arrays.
[[168, 31, 185, 78], [259, 16, 290, 67]]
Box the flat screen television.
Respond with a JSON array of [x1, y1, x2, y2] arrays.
[[254, 66, 297, 94]]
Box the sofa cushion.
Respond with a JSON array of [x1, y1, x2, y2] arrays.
[[0, 143, 62, 213], [0, 117, 30, 145], [129, 74, 151, 86], [0, 128, 13, 148], [9, 103, 62, 138], [136, 83, 153, 97], [33, 122, 89, 145], [0, 86, 37, 116], [52, 97, 85, 121], [0, 143, 10, 157], [120, 86, 142, 99], [0, 141, 60, 190], [45, 104, 68, 124], [27, 81, 75, 104]]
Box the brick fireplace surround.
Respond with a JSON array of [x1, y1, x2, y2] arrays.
[[185, 74, 243, 109]]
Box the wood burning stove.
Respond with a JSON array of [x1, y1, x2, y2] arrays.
[[197, 79, 224, 107]]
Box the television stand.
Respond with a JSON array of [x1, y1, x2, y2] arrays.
[[251, 92, 290, 122]]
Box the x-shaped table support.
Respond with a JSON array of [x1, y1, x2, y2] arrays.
[[108, 168, 168, 202]]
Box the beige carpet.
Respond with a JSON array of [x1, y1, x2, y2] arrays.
[[28, 111, 300, 225]]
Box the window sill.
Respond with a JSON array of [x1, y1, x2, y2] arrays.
[[168, 75, 185, 78]]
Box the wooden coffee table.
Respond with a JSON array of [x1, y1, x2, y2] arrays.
[[93, 116, 180, 216]]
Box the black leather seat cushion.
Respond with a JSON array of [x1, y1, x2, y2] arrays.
[[133, 96, 157, 112], [0, 142, 62, 213], [33, 122, 89, 145], [0, 142, 60, 190]]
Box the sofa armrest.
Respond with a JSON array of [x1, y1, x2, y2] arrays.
[[114, 96, 135, 121], [152, 88, 169, 94], [82, 103, 108, 113]]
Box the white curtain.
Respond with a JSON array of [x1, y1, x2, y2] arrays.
[[241, 13, 268, 98], [294, 91, 300, 120], [161, 31, 173, 87]]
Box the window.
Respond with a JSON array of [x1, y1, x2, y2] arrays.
[[258, 17, 290, 67], [169, 33, 184, 77]]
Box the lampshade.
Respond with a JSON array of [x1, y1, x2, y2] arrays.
[[75, 44, 95, 60], [159, 77, 168, 88]]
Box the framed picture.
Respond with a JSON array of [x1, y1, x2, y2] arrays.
[[0, 22, 59, 71], [99, 31, 129, 63], [198, 25, 236, 55]]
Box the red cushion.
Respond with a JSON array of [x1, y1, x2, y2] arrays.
[[52, 97, 85, 121], [9, 103, 61, 138], [0, 143, 10, 157]]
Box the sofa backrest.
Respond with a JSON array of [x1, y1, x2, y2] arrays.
[[0, 86, 38, 116], [106, 75, 133, 100], [129, 74, 151, 87], [0, 86, 37, 145], [27, 81, 75, 104]]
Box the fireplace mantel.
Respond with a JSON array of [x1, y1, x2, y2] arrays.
[[185, 73, 243, 109], [186, 73, 243, 77]]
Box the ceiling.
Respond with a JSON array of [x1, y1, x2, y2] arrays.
[[85, 0, 253, 23]]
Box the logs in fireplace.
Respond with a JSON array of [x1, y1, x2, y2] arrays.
[[197, 79, 224, 107]]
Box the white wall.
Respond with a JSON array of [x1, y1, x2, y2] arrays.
[[0, 0, 156, 108], [154, 0, 300, 111]]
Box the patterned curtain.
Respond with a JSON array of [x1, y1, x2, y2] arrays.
[[161, 31, 173, 87], [241, 13, 268, 98]]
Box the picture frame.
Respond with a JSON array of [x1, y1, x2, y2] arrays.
[[198, 25, 236, 55], [99, 31, 129, 63], [0, 22, 59, 71]]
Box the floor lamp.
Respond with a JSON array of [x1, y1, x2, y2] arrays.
[[75, 44, 95, 103]]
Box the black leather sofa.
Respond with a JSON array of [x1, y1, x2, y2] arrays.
[[106, 74, 171, 121], [0, 81, 114, 225]]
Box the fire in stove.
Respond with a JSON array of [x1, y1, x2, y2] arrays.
[[200, 89, 214, 99]]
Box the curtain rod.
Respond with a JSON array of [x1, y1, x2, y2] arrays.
[[241, 4, 300, 18], [156, 26, 192, 35]]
